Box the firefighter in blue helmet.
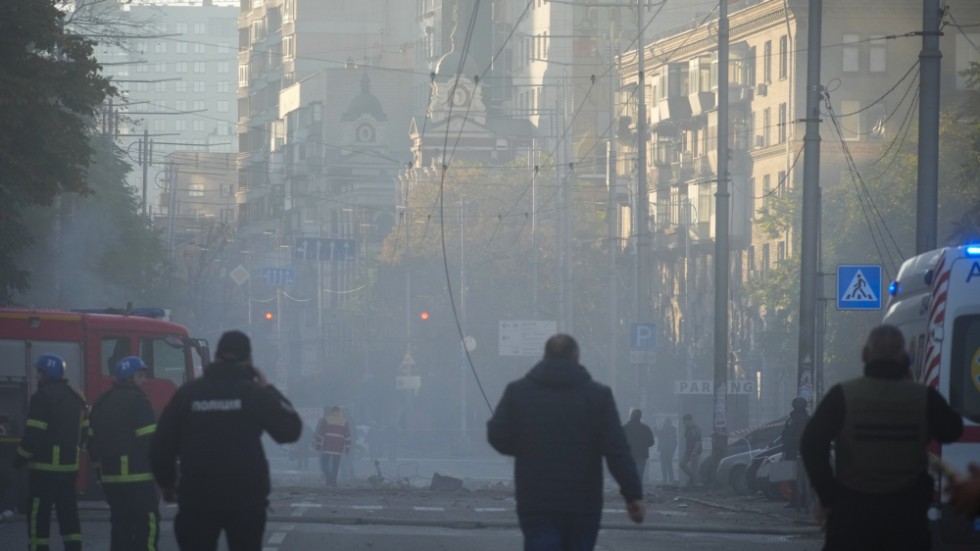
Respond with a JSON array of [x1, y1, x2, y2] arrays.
[[14, 354, 87, 551], [88, 356, 159, 551]]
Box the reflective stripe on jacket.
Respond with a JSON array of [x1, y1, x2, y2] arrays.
[[19, 378, 87, 472], [89, 381, 157, 483]]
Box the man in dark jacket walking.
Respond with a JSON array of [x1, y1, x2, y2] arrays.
[[14, 354, 87, 551], [88, 356, 159, 551], [487, 334, 644, 550], [150, 330, 302, 551], [801, 325, 963, 551], [622, 408, 654, 483]]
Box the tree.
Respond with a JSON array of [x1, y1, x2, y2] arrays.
[[0, 0, 114, 301]]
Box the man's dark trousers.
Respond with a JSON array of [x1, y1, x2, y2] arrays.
[[102, 481, 159, 551], [518, 511, 601, 551], [823, 490, 930, 551], [174, 507, 266, 551], [27, 470, 81, 551], [321, 453, 341, 486]]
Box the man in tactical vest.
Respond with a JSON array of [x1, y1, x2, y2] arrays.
[[801, 325, 963, 550], [88, 356, 159, 551], [13, 354, 87, 551]]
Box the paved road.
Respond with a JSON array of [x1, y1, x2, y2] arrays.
[[0, 518, 823, 550]]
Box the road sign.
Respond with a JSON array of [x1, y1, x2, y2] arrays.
[[499, 320, 556, 357], [396, 375, 421, 390], [630, 323, 657, 350], [673, 380, 756, 395], [293, 237, 357, 262], [262, 267, 295, 286], [837, 264, 882, 310], [229, 264, 249, 286]]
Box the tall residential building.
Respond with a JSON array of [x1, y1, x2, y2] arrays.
[[92, 1, 240, 212]]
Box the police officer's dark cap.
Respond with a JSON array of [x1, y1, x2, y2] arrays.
[[216, 330, 251, 362]]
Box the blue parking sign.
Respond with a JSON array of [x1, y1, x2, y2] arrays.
[[630, 323, 657, 350], [837, 265, 882, 310]]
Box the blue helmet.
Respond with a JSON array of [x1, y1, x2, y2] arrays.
[[35, 355, 66, 379], [114, 356, 148, 382]]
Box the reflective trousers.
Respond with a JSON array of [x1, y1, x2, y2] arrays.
[[103, 481, 159, 551], [27, 470, 81, 551]]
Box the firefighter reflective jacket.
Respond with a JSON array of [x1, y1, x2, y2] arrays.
[[16, 378, 87, 472], [314, 412, 351, 455], [88, 381, 156, 483]]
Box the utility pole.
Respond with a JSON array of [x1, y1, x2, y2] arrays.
[[712, 0, 731, 458], [798, 0, 823, 407], [916, 0, 942, 254], [634, 0, 650, 410], [140, 129, 152, 218], [608, 21, 620, 397]]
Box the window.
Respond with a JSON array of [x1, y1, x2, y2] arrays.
[[189, 183, 205, 197], [101, 337, 132, 376], [842, 34, 860, 72], [176, 62, 187, 73], [176, 22, 188, 34], [154, 42, 166, 54], [778, 35, 788, 79], [217, 62, 230, 74], [154, 62, 166, 73], [153, 119, 166, 131], [154, 81, 166, 93], [777, 241, 786, 263], [194, 22, 207, 34], [950, 315, 980, 422], [194, 43, 206, 54], [193, 81, 206, 93], [176, 42, 189, 54], [777, 102, 787, 144], [217, 81, 230, 93], [763, 40, 772, 83], [192, 100, 205, 111], [777, 171, 786, 195], [193, 120, 205, 131], [218, 42, 230, 54], [139, 337, 188, 388], [175, 120, 188, 131], [762, 108, 771, 147], [175, 81, 188, 93], [762, 243, 770, 279], [136, 63, 149, 73], [176, 100, 188, 111], [136, 82, 149, 92], [762, 174, 772, 210], [869, 35, 887, 73], [193, 62, 206, 73], [238, 64, 249, 87]]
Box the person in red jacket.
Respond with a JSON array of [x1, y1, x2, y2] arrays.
[[314, 406, 350, 487]]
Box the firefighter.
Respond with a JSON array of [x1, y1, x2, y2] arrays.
[[13, 354, 87, 551], [314, 406, 351, 487], [88, 356, 159, 551]]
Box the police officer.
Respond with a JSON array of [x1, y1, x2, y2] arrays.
[[801, 325, 964, 551], [13, 354, 87, 551], [88, 356, 159, 551], [150, 330, 301, 551]]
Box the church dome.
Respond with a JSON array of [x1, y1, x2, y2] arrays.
[[343, 72, 388, 122]]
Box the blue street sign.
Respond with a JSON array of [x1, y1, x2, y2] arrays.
[[837, 264, 882, 310], [262, 267, 295, 286], [630, 323, 657, 350], [293, 237, 357, 262]]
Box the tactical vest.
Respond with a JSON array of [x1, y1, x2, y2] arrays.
[[836, 377, 929, 494]]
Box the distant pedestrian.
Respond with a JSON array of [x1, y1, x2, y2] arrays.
[[780, 396, 810, 509], [487, 334, 644, 551], [657, 418, 678, 485], [679, 414, 702, 487], [314, 406, 351, 487], [13, 354, 87, 551], [622, 408, 655, 483], [88, 356, 159, 551], [150, 330, 302, 551], [801, 325, 963, 551]]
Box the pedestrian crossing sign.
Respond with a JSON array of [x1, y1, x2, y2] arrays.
[[837, 264, 882, 310]]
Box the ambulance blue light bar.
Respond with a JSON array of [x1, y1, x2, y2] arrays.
[[966, 245, 980, 257], [889, 281, 901, 296]]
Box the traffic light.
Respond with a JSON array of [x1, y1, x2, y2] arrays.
[[419, 311, 430, 321], [264, 311, 274, 321]]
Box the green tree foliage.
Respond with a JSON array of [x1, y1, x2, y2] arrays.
[[0, 0, 114, 302], [14, 135, 172, 307]]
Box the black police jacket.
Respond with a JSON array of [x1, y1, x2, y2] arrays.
[[150, 360, 302, 510], [487, 358, 642, 515], [15, 378, 87, 472], [88, 381, 157, 483]]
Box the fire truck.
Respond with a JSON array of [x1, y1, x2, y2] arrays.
[[883, 244, 980, 548], [0, 306, 209, 494]]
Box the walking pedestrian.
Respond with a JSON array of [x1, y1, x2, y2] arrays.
[[800, 324, 963, 551], [657, 418, 678, 485], [679, 414, 703, 487], [487, 334, 644, 551], [150, 330, 302, 551], [88, 356, 159, 551], [622, 408, 654, 484], [313, 406, 351, 487], [13, 354, 87, 551], [780, 396, 810, 508]]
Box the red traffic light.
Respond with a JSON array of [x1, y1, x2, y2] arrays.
[[419, 311, 429, 321], [264, 312, 274, 321]]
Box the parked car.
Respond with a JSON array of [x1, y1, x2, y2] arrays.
[[713, 420, 786, 493]]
